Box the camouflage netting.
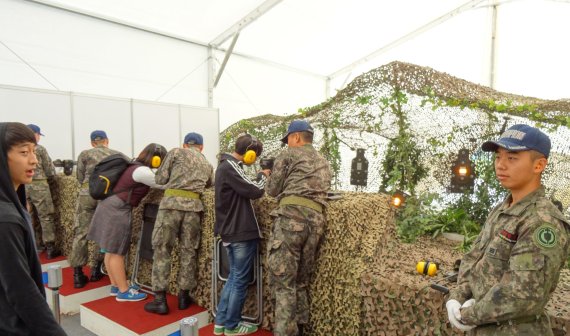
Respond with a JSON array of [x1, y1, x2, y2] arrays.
[[220, 61, 570, 211], [45, 176, 569, 335]]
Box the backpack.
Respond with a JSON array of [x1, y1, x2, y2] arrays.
[[89, 153, 131, 200]]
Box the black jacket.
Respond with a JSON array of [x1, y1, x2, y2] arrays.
[[214, 153, 266, 243], [0, 123, 67, 336]]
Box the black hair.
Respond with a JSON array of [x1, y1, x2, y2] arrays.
[[235, 134, 263, 156], [136, 143, 167, 167], [3, 122, 36, 152], [300, 131, 313, 143]]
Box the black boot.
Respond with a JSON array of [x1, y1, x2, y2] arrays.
[[90, 260, 104, 282], [298, 324, 304, 336], [178, 290, 194, 310], [144, 291, 169, 315], [45, 242, 61, 260], [73, 267, 88, 288]]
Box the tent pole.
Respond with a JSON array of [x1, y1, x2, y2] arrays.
[[489, 0, 498, 89]]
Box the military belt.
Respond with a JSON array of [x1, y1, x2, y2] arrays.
[[279, 195, 323, 213], [164, 189, 200, 199], [494, 314, 542, 326], [31, 179, 48, 183], [81, 182, 89, 188]]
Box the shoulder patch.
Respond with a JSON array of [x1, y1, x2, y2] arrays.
[[533, 225, 557, 248]]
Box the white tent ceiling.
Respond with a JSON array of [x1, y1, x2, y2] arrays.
[[1, 0, 569, 129]]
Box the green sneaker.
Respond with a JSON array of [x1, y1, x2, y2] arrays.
[[224, 322, 258, 335], [213, 324, 224, 335]]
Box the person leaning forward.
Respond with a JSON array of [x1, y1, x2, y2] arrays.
[[446, 124, 570, 336], [266, 120, 332, 336], [144, 132, 214, 315], [25, 124, 61, 259], [69, 130, 121, 288]]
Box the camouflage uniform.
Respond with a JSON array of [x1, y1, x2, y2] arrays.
[[150, 147, 213, 291], [25, 144, 56, 244], [69, 145, 119, 268], [266, 144, 331, 336], [449, 186, 570, 336]]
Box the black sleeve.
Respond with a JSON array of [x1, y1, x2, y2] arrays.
[[224, 161, 266, 200], [0, 222, 67, 336]]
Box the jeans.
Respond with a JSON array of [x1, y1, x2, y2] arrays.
[[215, 239, 257, 329]]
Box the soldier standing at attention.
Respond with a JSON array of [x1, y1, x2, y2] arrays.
[[70, 130, 120, 288], [25, 124, 61, 259], [266, 120, 332, 336], [144, 132, 214, 315], [446, 124, 570, 335]]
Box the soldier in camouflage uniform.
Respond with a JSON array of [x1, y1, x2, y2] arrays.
[[69, 130, 120, 288], [447, 124, 570, 336], [25, 124, 61, 259], [266, 120, 332, 336], [144, 132, 214, 315]]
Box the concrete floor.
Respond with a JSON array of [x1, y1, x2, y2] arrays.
[[60, 314, 96, 336]]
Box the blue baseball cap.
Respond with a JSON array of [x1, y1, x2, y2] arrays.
[[90, 130, 108, 141], [281, 120, 314, 143], [184, 132, 203, 145], [481, 124, 551, 157], [27, 124, 44, 136]]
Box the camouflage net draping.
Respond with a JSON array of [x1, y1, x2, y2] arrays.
[[45, 175, 569, 335], [220, 61, 570, 212]]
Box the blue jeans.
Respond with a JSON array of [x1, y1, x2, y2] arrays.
[[214, 240, 257, 329]]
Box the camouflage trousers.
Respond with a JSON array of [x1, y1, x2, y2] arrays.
[[151, 209, 201, 291], [69, 193, 103, 267], [471, 314, 552, 336], [26, 180, 56, 243], [268, 206, 326, 336]]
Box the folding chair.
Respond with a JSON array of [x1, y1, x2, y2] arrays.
[[130, 203, 159, 294], [211, 236, 263, 325]]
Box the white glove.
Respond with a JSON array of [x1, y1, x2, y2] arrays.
[[446, 299, 476, 331], [462, 298, 476, 309]]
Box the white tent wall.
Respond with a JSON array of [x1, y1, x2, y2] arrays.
[[0, 85, 220, 167], [326, 1, 570, 100], [327, 5, 492, 95], [0, 0, 209, 105], [212, 50, 326, 128]]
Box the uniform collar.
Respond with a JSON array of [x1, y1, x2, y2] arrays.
[[502, 186, 545, 216]]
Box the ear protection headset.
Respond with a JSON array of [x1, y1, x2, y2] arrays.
[[416, 260, 438, 277], [151, 144, 162, 168], [242, 135, 259, 165]]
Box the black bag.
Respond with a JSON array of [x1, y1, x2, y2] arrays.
[[89, 153, 131, 200]]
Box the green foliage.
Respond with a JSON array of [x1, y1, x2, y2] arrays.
[[379, 88, 428, 194], [319, 113, 342, 187], [396, 151, 507, 251]]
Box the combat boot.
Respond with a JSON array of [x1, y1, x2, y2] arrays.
[[144, 291, 169, 315], [73, 267, 88, 288], [90, 260, 105, 282], [298, 324, 304, 336], [178, 289, 194, 310], [45, 242, 61, 260]]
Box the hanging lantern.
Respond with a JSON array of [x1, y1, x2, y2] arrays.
[[450, 148, 476, 193]]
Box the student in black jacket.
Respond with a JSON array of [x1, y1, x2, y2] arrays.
[[0, 122, 67, 336], [213, 134, 270, 336]]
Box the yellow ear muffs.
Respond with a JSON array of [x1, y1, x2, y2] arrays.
[[151, 155, 161, 168], [243, 150, 257, 165], [416, 261, 438, 277]]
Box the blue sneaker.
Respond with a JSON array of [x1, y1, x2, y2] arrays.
[[116, 287, 147, 302], [109, 286, 119, 296]]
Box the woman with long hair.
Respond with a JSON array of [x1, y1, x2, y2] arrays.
[[0, 122, 67, 335], [87, 143, 167, 302]]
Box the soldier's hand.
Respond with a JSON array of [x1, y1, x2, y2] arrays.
[[259, 169, 271, 177], [446, 299, 476, 331]]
